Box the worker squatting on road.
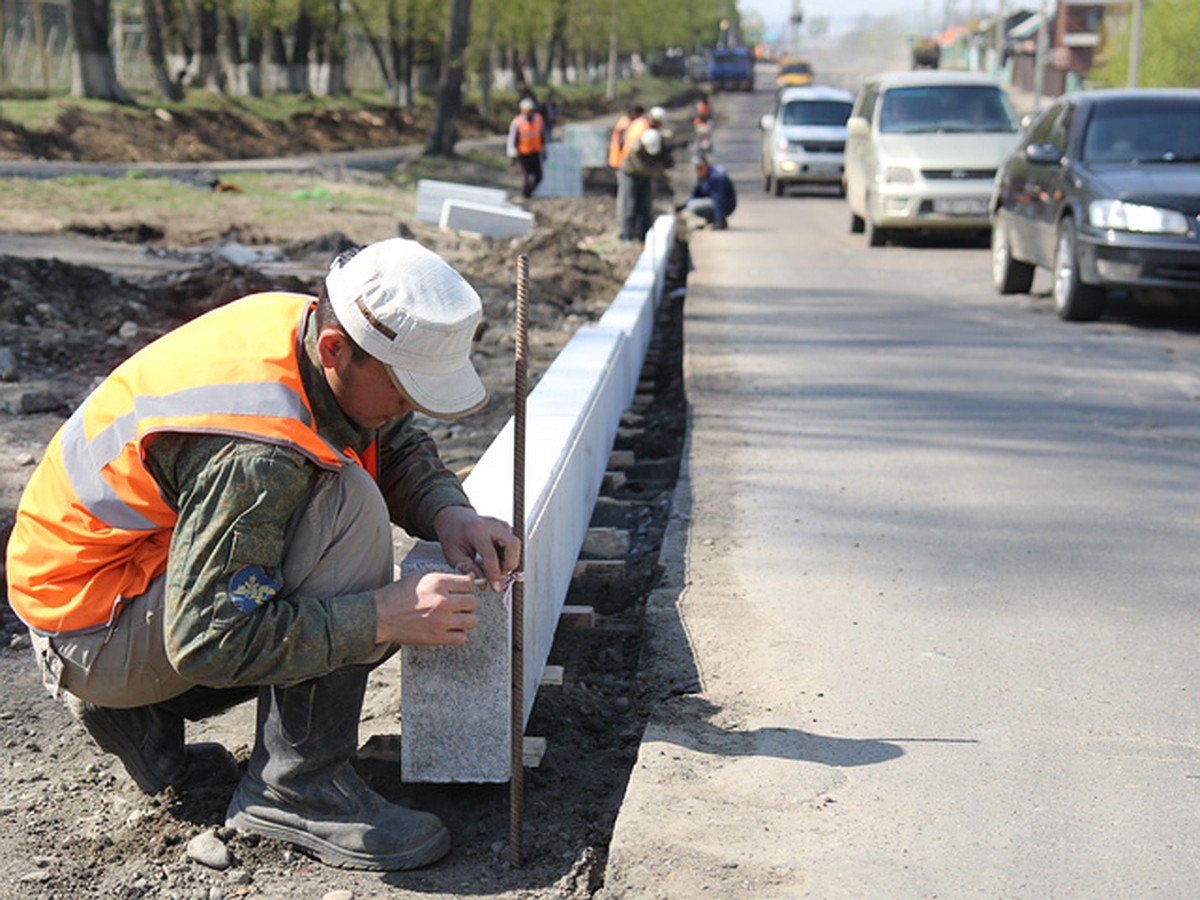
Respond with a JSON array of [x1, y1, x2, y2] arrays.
[[507, 96, 547, 198], [677, 152, 737, 231], [3, 238, 521, 872]]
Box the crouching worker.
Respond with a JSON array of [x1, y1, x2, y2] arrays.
[[4, 238, 520, 872], [678, 152, 737, 231]]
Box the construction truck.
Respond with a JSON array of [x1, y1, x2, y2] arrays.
[[911, 36, 941, 69], [708, 46, 755, 92]]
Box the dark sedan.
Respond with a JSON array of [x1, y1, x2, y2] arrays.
[[990, 89, 1200, 320]]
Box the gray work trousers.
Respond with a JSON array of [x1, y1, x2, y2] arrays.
[[30, 463, 394, 708]]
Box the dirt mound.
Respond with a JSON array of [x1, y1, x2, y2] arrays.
[[0, 103, 695, 893]]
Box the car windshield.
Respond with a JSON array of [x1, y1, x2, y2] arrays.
[[878, 85, 1018, 135], [781, 63, 812, 76], [781, 100, 852, 127], [1082, 98, 1200, 164]]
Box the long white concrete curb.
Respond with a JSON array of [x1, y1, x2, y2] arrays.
[[399, 214, 677, 782]]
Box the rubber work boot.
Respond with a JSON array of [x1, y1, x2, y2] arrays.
[[225, 664, 450, 871], [65, 693, 240, 794]]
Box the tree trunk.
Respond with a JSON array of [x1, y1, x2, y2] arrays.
[[69, 0, 132, 101], [401, 1, 417, 112], [349, 0, 397, 99], [426, 0, 472, 154], [242, 24, 264, 97], [314, 1, 347, 96], [195, 0, 224, 92], [268, 27, 289, 92], [288, 12, 313, 93], [160, 0, 192, 89], [142, 0, 183, 101]]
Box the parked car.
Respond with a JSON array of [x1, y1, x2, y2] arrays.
[[990, 88, 1200, 321], [648, 50, 688, 79], [760, 85, 855, 196], [843, 70, 1020, 246], [776, 56, 814, 88]]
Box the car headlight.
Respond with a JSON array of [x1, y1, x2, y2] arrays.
[[876, 164, 916, 184], [1088, 199, 1189, 235]]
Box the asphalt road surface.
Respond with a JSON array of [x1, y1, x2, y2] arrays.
[[602, 65, 1200, 898]]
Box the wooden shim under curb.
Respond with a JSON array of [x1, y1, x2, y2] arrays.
[[523, 737, 547, 768], [559, 605, 595, 629], [573, 559, 626, 581]]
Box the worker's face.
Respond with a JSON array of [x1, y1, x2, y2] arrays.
[[695, 164, 709, 179], [318, 328, 415, 429]]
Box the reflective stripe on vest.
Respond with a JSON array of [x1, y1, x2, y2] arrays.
[[608, 114, 632, 168], [5, 292, 353, 636], [615, 117, 649, 169]]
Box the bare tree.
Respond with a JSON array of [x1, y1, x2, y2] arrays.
[[425, 0, 471, 156], [194, 0, 225, 92], [142, 0, 184, 100], [69, 0, 132, 101]]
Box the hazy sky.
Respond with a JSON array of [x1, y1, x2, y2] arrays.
[[745, 0, 955, 38]]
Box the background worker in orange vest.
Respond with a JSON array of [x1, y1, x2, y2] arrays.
[[607, 103, 644, 171], [617, 106, 668, 243], [4, 238, 520, 872], [507, 96, 547, 198]]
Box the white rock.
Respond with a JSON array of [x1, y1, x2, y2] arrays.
[[187, 829, 231, 870]]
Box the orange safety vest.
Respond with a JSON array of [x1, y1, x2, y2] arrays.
[[513, 113, 545, 155], [614, 116, 650, 169], [5, 293, 366, 636], [607, 114, 633, 169]]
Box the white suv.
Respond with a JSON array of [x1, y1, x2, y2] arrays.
[[843, 71, 1020, 245], [759, 85, 855, 197]]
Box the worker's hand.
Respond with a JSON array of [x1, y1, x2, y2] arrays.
[[373, 571, 479, 646], [432, 505, 521, 593]]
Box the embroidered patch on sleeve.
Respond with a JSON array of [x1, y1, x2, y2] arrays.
[[229, 565, 282, 613]]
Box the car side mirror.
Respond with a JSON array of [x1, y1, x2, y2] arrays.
[[847, 117, 869, 138], [1025, 143, 1062, 166], [760, 114, 775, 131]]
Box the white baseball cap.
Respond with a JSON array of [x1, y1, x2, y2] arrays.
[[325, 238, 488, 419], [649, 106, 666, 122], [519, 97, 536, 111]]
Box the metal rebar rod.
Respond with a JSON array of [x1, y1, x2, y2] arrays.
[[509, 253, 529, 867]]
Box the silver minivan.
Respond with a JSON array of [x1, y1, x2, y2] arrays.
[[843, 71, 1020, 246], [760, 85, 855, 197]]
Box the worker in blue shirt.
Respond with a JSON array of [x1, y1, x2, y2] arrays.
[[678, 152, 736, 230]]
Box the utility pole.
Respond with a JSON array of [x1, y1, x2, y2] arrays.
[[606, 0, 619, 102], [789, 0, 803, 55], [1127, 0, 1144, 88], [994, 0, 1006, 78], [1033, 0, 1049, 107]]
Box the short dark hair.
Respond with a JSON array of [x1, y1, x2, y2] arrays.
[[315, 253, 371, 363]]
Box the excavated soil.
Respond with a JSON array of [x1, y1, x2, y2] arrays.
[[0, 101, 693, 898]]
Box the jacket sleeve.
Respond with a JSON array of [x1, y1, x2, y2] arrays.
[[148, 434, 378, 689], [506, 119, 519, 157], [375, 414, 472, 541]]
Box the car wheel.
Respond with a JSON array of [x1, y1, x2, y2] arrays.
[[1053, 218, 1104, 321], [850, 211, 864, 234], [866, 218, 888, 247], [991, 215, 1035, 294]]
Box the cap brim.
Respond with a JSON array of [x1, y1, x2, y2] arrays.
[[388, 363, 488, 420]]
